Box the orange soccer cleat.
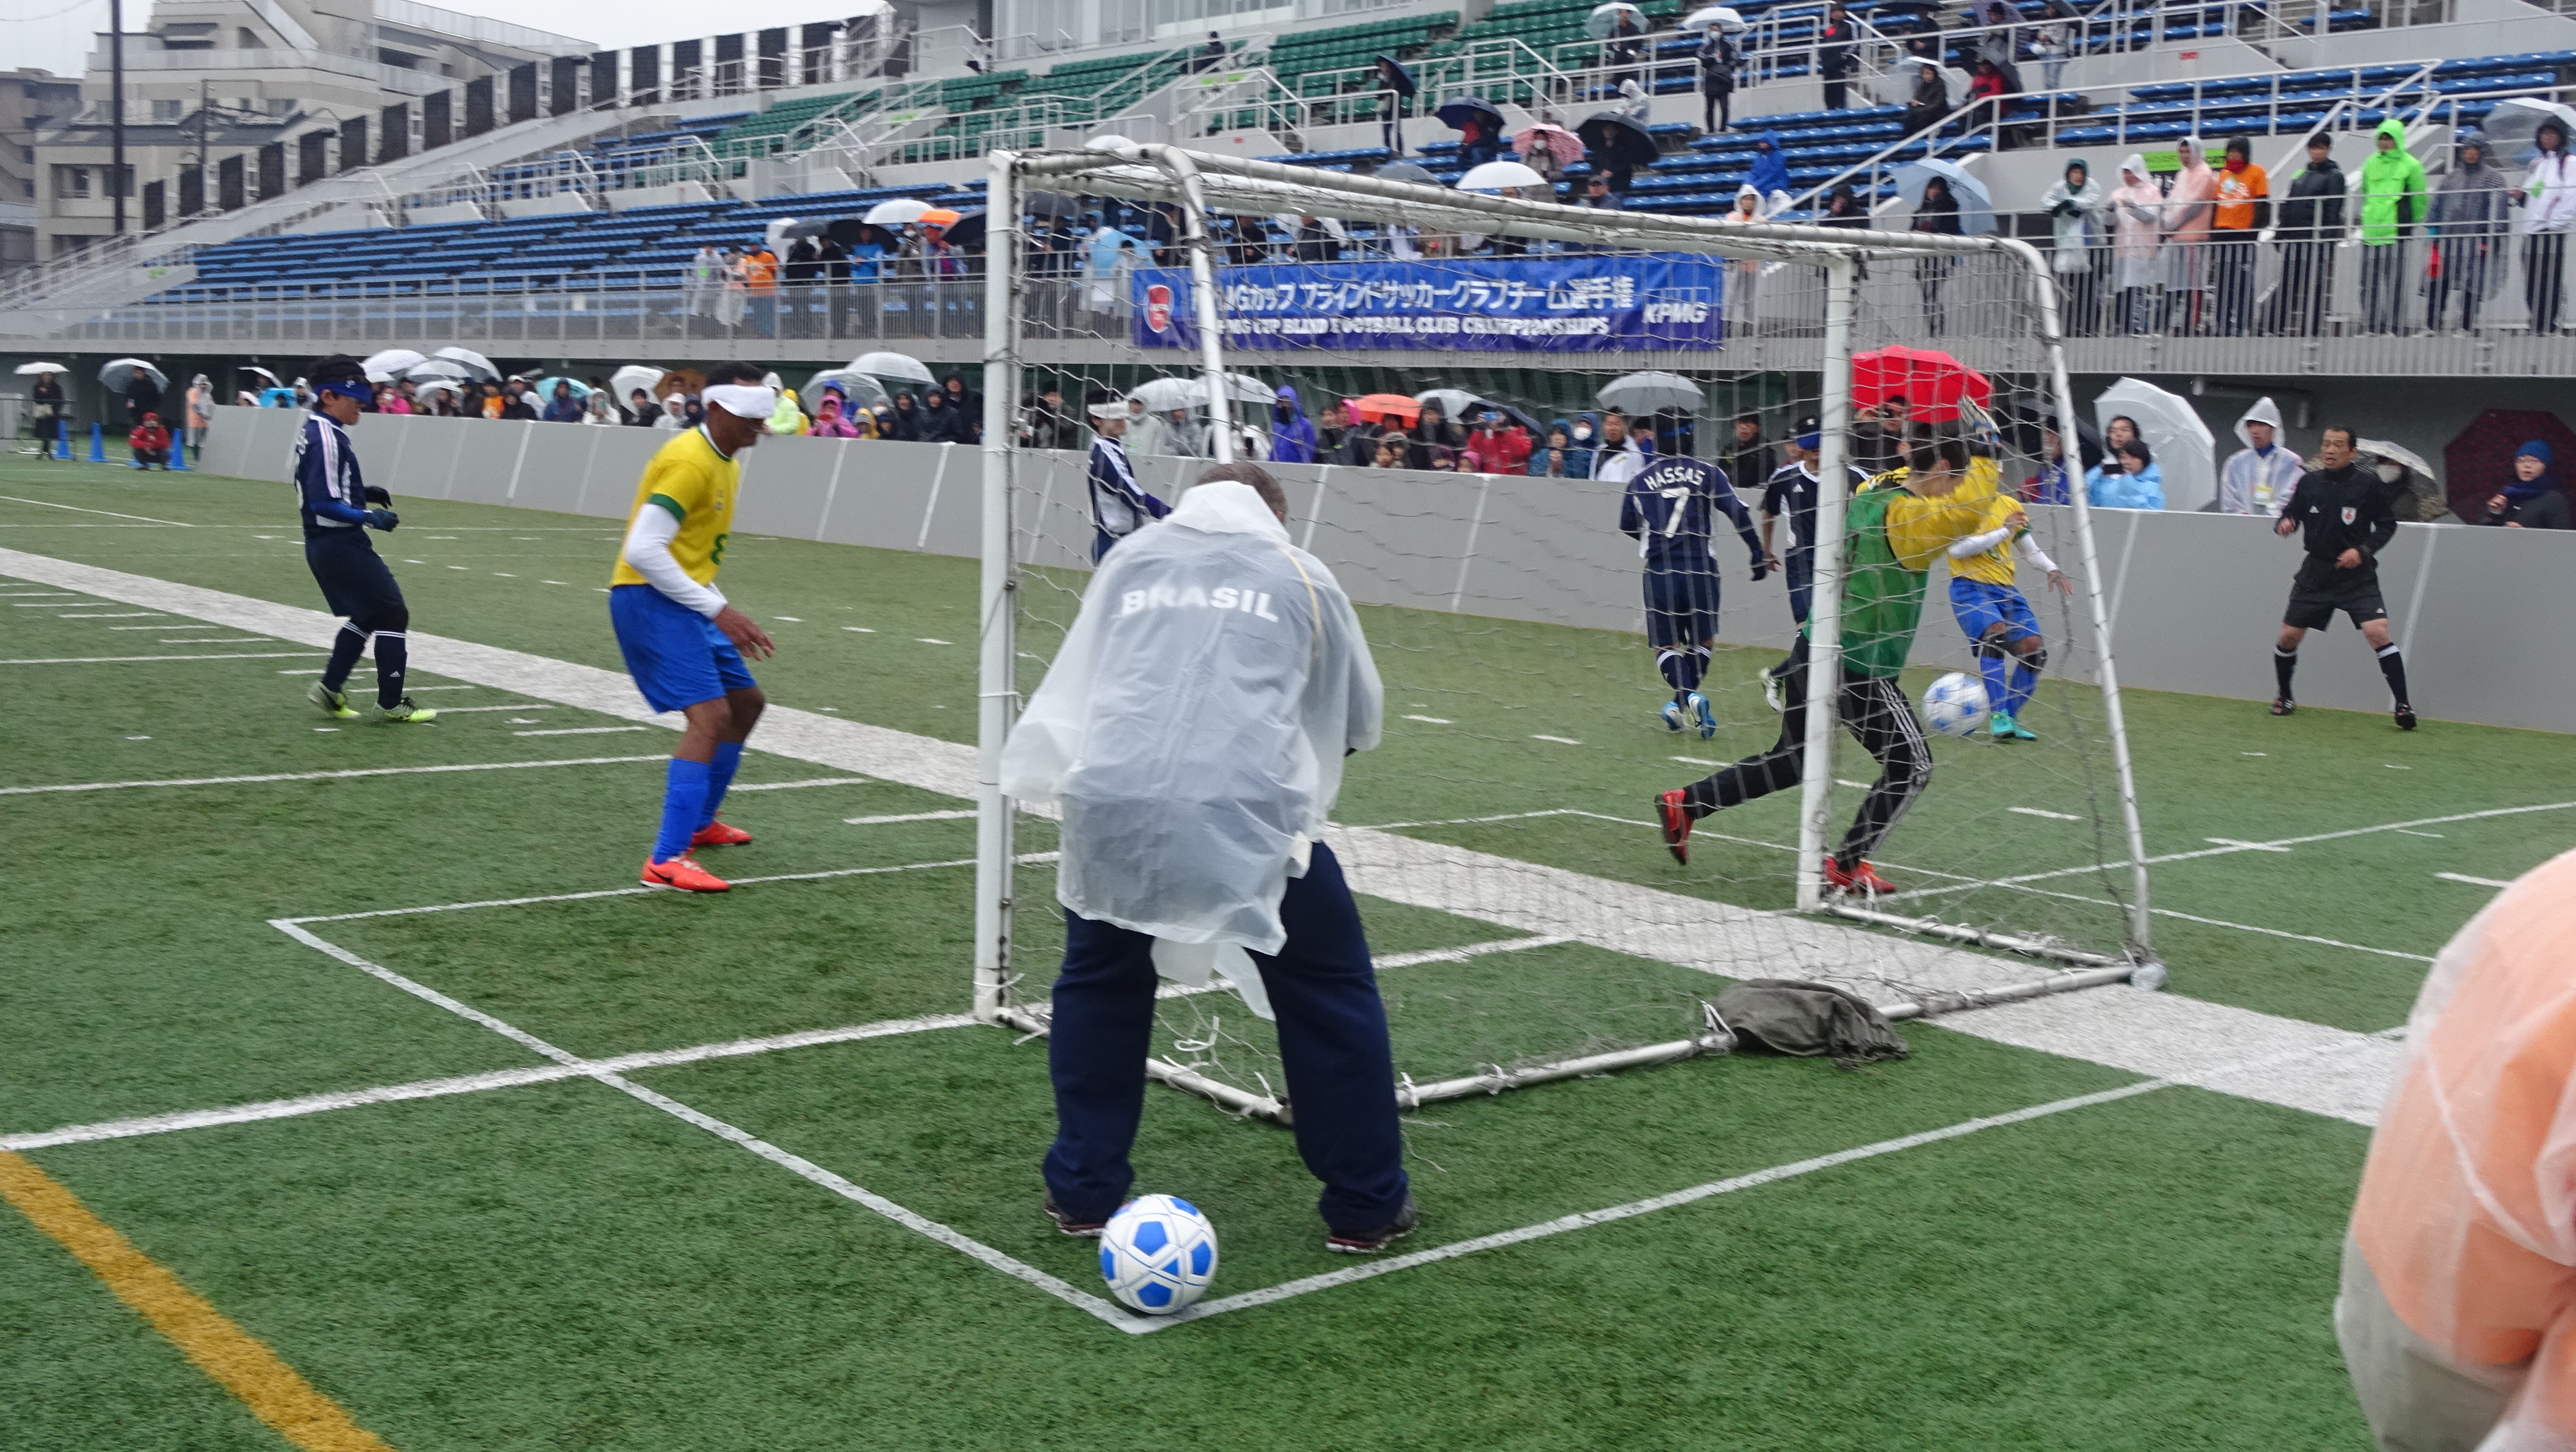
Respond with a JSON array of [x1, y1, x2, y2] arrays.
[[1655, 790, 1693, 865], [690, 821, 753, 848], [642, 855, 732, 893], [1821, 857, 1897, 896]]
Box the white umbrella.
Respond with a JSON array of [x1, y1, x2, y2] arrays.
[[609, 364, 666, 403], [1220, 371, 1275, 407], [1895, 157, 1996, 236], [803, 369, 891, 412], [241, 365, 280, 384], [1086, 134, 1137, 153], [1130, 376, 1207, 413], [404, 358, 472, 383], [1586, 1, 1647, 38], [1272, 212, 1348, 239], [432, 346, 498, 381], [852, 350, 936, 386], [1681, 5, 1747, 31], [13, 362, 68, 376], [1597, 371, 1706, 414], [2356, 438, 2436, 480], [99, 358, 167, 394], [362, 348, 427, 383], [2479, 97, 2576, 159], [1457, 159, 1547, 191], [863, 197, 933, 225], [2094, 376, 2216, 512], [414, 379, 464, 396]]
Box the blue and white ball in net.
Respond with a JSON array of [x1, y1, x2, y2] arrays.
[[1921, 670, 1991, 738], [1099, 1194, 1220, 1315]]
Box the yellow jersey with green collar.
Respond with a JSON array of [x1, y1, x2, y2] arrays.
[[610, 426, 739, 589], [1950, 456, 2025, 586]]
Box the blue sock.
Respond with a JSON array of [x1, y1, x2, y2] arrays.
[[1977, 653, 2013, 719], [2006, 662, 2039, 718], [653, 758, 712, 864], [700, 741, 744, 829]]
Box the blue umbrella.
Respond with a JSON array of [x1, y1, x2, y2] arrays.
[[1373, 54, 1417, 97], [1436, 95, 1505, 133], [1895, 158, 1996, 235]]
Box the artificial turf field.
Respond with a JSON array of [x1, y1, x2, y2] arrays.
[[4, 454, 2570, 1451]]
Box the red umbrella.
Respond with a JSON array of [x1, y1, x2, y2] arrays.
[[1349, 393, 1421, 426], [1848, 345, 1991, 422], [2440, 408, 2576, 521]]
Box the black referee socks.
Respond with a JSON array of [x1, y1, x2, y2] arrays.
[[2375, 643, 2409, 708], [2272, 647, 2297, 698]]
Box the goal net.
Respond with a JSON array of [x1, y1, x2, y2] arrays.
[[971, 145, 2157, 1120]]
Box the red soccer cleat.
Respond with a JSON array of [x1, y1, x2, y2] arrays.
[[642, 855, 732, 893], [691, 821, 753, 848], [1822, 857, 1897, 896], [1656, 789, 1693, 865]]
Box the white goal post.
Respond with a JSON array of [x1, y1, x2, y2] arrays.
[[970, 143, 2159, 1120]]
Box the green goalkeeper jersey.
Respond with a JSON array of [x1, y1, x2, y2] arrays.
[[1810, 470, 1983, 680]]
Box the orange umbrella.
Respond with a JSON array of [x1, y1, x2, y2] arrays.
[[918, 208, 962, 229], [1849, 344, 1991, 422], [1349, 393, 1420, 426]]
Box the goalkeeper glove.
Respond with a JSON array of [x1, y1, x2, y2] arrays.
[[364, 485, 392, 505], [1749, 549, 1771, 581], [365, 508, 400, 532]]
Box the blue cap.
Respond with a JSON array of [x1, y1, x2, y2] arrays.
[[317, 377, 372, 405]]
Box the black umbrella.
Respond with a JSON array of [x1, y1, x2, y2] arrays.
[[1374, 160, 1438, 185], [2007, 402, 2103, 472], [1435, 95, 1505, 132], [779, 218, 830, 239], [1576, 111, 1660, 169], [941, 209, 991, 250], [1024, 190, 1081, 220], [825, 218, 888, 249], [1374, 54, 1417, 97]]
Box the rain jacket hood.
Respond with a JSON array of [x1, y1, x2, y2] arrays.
[[998, 480, 1384, 985], [1268, 384, 1317, 465], [1747, 132, 1791, 196], [2361, 118, 2429, 244], [2040, 160, 2101, 270], [2233, 395, 2284, 451]]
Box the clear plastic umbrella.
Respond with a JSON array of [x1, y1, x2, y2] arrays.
[[2093, 376, 2215, 511], [99, 358, 167, 394], [803, 369, 891, 412], [530, 376, 592, 408], [852, 350, 936, 386], [414, 379, 464, 396], [404, 358, 473, 383], [1597, 371, 1706, 414], [2480, 97, 2576, 159], [1681, 5, 1747, 31], [1587, 1, 1647, 38], [862, 197, 933, 225], [1457, 159, 1547, 191], [362, 348, 427, 382], [1131, 376, 1208, 413], [1376, 160, 1439, 185], [432, 346, 498, 381], [1895, 157, 1996, 236], [13, 362, 68, 376], [609, 365, 665, 402]]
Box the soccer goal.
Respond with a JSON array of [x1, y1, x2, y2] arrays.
[[969, 143, 2159, 1121]]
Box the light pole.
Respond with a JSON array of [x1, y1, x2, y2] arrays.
[[110, 0, 127, 234]]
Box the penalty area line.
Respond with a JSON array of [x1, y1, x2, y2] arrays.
[[0, 754, 667, 796], [279, 852, 1059, 923], [0, 495, 197, 526]]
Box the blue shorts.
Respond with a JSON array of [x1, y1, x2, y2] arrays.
[[609, 583, 755, 713], [1643, 564, 1722, 649], [1949, 576, 2039, 643]]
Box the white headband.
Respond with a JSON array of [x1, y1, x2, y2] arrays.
[[1087, 400, 1128, 419], [706, 383, 777, 419]]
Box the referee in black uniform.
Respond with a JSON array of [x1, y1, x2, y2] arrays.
[[2270, 424, 2414, 730]]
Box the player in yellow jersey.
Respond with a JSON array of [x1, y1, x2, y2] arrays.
[[1942, 448, 2070, 742], [609, 362, 779, 892]]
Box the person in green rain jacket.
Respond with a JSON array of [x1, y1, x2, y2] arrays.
[[2359, 118, 2428, 333]]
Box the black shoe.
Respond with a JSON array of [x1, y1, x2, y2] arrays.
[[2270, 697, 2295, 716], [1325, 1197, 1419, 1255], [1043, 1198, 1106, 1239], [2395, 703, 2417, 731]]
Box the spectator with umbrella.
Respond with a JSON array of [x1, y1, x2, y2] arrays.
[[542, 381, 587, 423], [1578, 108, 1657, 194], [1515, 118, 1583, 183], [1694, 20, 1739, 132], [1441, 94, 1506, 169], [27, 365, 66, 460], [2476, 441, 2572, 529], [1592, 3, 1652, 93], [1374, 56, 1416, 155]]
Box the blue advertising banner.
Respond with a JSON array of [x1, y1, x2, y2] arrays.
[[1129, 254, 1725, 354]]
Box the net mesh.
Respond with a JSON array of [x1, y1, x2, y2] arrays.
[[989, 153, 2145, 1112]]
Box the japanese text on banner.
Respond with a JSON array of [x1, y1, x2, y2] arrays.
[[1131, 254, 1725, 353]]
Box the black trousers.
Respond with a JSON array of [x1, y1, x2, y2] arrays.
[[2212, 232, 2258, 335], [2272, 242, 2335, 335], [2527, 232, 2568, 333], [1679, 636, 1931, 868]]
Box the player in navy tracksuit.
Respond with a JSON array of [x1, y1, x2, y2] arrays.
[[297, 355, 435, 724], [1619, 456, 1767, 737], [1085, 400, 1167, 562]]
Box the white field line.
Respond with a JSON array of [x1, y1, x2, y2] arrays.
[[2435, 871, 2514, 889], [1136, 1025, 2408, 1333], [732, 778, 876, 792], [156, 638, 273, 645], [512, 725, 647, 737], [0, 496, 195, 525], [266, 920, 1133, 1331], [434, 703, 556, 713], [1, 652, 321, 664], [846, 810, 977, 825], [1, 1010, 977, 1153], [0, 755, 666, 797], [56, 612, 164, 619], [278, 852, 1063, 924]]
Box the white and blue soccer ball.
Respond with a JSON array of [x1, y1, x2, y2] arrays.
[[1099, 1194, 1220, 1315], [1921, 671, 1991, 739]]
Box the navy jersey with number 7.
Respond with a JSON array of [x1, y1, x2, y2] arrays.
[[1618, 456, 1765, 571]]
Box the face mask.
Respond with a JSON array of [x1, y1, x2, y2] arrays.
[[1574, 426, 1592, 440], [2377, 463, 2403, 484]]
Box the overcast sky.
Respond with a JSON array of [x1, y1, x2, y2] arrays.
[[8, 0, 871, 83]]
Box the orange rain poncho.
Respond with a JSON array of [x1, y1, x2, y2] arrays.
[[2350, 847, 2576, 1446]]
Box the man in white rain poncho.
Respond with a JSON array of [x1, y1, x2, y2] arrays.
[[1000, 463, 1416, 1255], [2219, 395, 2302, 516]]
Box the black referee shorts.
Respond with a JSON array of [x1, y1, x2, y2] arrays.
[[2283, 565, 2385, 631], [304, 527, 407, 632]]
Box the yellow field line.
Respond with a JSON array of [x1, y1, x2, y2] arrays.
[[0, 1150, 397, 1451]]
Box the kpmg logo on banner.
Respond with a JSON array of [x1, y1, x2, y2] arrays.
[[1129, 254, 1725, 353]]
